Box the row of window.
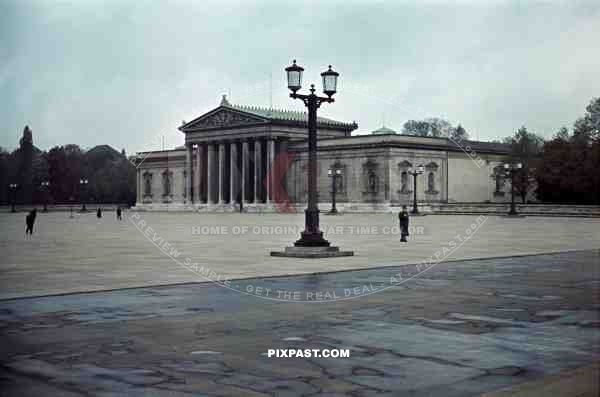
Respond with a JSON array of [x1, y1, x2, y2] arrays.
[[142, 164, 441, 199], [143, 170, 175, 197]]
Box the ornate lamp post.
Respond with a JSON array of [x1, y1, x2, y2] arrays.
[[40, 181, 50, 212], [271, 60, 352, 258], [408, 164, 424, 214], [328, 167, 343, 214], [79, 178, 89, 212], [9, 183, 18, 212], [504, 162, 522, 216]]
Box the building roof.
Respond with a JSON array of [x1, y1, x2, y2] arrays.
[[289, 133, 511, 155], [371, 126, 397, 135], [179, 95, 357, 132], [225, 102, 356, 130]]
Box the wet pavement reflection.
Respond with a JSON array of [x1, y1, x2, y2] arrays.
[[0, 250, 598, 396]]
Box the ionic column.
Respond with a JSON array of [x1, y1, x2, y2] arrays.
[[266, 139, 275, 204], [278, 139, 289, 203], [135, 168, 139, 203], [254, 140, 262, 203], [241, 140, 249, 203], [230, 141, 239, 204], [185, 144, 193, 203], [218, 142, 226, 204], [207, 144, 215, 204], [198, 144, 207, 203], [193, 145, 200, 204]]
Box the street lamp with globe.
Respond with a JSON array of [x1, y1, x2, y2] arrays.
[[504, 162, 523, 216], [328, 167, 343, 214], [271, 60, 352, 258], [40, 181, 50, 212], [80, 178, 89, 212], [9, 183, 18, 212], [408, 164, 424, 214]]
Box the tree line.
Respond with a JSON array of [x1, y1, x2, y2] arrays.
[[401, 97, 600, 204], [0, 128, 136, 206], [2, 97, 599, 206]]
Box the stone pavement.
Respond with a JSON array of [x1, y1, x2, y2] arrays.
[[0, 211, 598, 299], [482, 362, 600, 397], [0, 250, 598, 396]]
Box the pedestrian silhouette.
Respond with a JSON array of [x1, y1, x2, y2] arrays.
[[25, 208, 37, 237], [116, 207, 122, 220], [97, 208, 102, 218], [399, 206, 409, 243]]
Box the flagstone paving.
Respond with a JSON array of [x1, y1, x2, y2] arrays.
[[0, 250, 598, 396], [0, 211, 598, 299]]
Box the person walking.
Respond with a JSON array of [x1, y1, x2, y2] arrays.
[[116, 207, 122, 220], [399, 205, 409, 243], [97, 207, 102, 218], [25, 208, 37, 237]]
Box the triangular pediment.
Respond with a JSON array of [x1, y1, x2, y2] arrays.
[[180, 107, 269, 131]]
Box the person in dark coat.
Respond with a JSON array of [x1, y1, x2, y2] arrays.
[[97, 207, 102, 218], [116, 207, 122, 220], [398, 205, 409, 242], [25, 208, 37, 236]]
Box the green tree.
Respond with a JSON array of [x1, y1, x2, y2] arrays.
[[402, 120, 431, 136], [450, 124, 469, 141], [573, 97, 600, 142], [402, 117, 456, 138], [0, 147, 11, 204], [16, 126, 34, 204], [505, 126, 544, 203]]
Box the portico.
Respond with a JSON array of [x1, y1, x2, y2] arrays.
[[172, 95, 355, 208]]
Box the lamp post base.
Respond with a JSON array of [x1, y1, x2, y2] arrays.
[[271, 246, 354, 258], [294, 231, 331, 247], [504, 213, 526, 218]]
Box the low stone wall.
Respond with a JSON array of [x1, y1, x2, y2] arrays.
[[429, 203, 600, 217], [132, 202, 600, 217], [0, 203, 129, 213]]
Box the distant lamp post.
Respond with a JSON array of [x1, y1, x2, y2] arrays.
[[271, 60, 352, 258], [9, 183, 18, 212], [504, 162, 522, 216], [40, 181, 50, 212], [80, 178, 89, 212], [408, 164, 424, 214], [328, 167, 343, 214]]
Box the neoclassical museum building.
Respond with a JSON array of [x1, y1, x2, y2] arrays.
[[133, 96, 511, 212]]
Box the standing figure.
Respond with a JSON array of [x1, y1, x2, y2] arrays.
[[398, 205, 409, 243], [97, 207, 102, 218], [25, 209, 37, 236], [116, 207, 122, 220]]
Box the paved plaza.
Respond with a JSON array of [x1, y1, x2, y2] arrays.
[[0, 211, 599, 299], [0, 250, 599, 396]]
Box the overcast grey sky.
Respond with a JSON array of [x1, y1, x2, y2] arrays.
[[1, 0, 599, 153]]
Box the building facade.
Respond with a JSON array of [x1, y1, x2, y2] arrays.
[[133, 96, 512, 211]]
